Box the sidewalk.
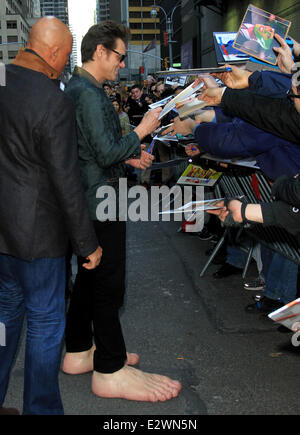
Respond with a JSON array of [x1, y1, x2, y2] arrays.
[[3, 218, 300, 415]]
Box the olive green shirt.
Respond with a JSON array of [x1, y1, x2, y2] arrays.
[[65, 66, 141, 219]]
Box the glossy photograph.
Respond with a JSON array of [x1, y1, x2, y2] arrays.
[[233, 4, 291, 65]]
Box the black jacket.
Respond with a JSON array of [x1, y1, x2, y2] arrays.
[[0, 50, 98, 261], [127, 94, 149, 127], [261, 176, 300, 243], [221, 87, 300, 145]]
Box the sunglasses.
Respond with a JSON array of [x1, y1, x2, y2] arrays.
[[287, 89, 300, 100], [110, 48, 127, 63]]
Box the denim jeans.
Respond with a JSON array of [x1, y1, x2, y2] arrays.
[[261, 246, 298, 304], [227, 244, 248, 269], [0, 254, 66, 415], [227, 242, 298, 304]]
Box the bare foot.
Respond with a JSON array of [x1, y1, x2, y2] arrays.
[[91, 365, 182, 402], [62, 346, 140, 375], [61, 345, 96, 374]]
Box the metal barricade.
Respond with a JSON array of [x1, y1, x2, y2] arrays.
[[214, 163, 300, 266]]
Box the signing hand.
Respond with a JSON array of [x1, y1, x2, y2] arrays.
[[134, 107, 162, 141]]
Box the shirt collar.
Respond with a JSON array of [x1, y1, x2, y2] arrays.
[[73, 66, 102, 89]]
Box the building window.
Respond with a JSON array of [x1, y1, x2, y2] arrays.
[[7, 20, 17, 29], [0, 51, 3, 60], [8, 50, 18, 59], [7, 35, 18, 43]]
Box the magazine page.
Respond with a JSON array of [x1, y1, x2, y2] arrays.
[[177, 164, 223, 187], [158, 81, 204, 120], [268, 298, 300, 331], [176, 97, 206, 118]]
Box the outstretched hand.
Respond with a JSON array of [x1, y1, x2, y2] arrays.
[[200, 87, 224, 106], [162, 116, 198, 137], [206, 199, 243, 224], [210, 64, 252, 89]]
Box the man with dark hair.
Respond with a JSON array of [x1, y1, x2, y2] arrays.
[[62, 21, 181, 402], [0, 17, 102, 416], [127, 84, 149, 127]]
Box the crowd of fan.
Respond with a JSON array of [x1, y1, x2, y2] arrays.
[[102, 33, 300, 323]]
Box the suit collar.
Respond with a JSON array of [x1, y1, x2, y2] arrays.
[[12, 48, 60, 80]]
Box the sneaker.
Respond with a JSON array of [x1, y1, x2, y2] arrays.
[[195, 227, 214, 241], [244, 277, 265, 291]]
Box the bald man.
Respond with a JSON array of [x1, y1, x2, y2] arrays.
[[0, 17, 102, 415]]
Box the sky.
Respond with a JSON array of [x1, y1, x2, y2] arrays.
[[68, 0, 97, 65]]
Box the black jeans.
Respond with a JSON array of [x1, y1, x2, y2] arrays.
[[65, 220, 127, 373]]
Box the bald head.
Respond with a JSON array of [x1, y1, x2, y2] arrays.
[[27, 16, 73, 75]]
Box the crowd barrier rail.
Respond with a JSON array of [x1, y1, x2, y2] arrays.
[[196, 154, 300, 274]]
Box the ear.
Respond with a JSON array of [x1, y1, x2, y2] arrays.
[[95, 44, 106, 60], [50, 46, 59, 62]]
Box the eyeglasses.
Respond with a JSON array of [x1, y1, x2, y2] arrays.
[[110, 48, 127, 63], [287, 89, 300, 100]]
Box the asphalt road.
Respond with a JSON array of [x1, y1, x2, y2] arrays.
[[3, 218, 300, 418]]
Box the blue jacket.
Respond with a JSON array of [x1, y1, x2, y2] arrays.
[[193, 70, 300, 179]]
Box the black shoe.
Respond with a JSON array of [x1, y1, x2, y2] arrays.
[[245, 296, 283, 314], [213, 263, 243, 279], [244, 277, 265, 291]]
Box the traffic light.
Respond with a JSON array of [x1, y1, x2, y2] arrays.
[[164, 57, 168, 70]]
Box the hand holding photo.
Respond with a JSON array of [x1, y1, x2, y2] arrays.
[[233, 4, 291, 66], [159, 198, 225, 215]]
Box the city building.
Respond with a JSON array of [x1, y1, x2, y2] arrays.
[[97, 0, 110, 23], [69, 23, 77, 72], [32, 0, 42, 17], [39, 0, 68, 24], [108, 0, 161, 80], [39, 0, 70, 77], [0, 0, 34, 64]]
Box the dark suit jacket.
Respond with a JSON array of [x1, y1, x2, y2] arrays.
[[0, 50, 98, 261]]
